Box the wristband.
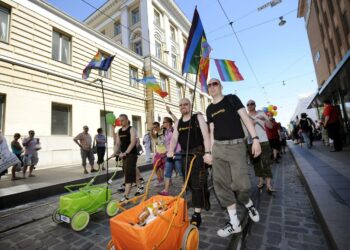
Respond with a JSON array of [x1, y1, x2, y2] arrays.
[[205, 151, 211, 154], [252, 136, 259, 140]]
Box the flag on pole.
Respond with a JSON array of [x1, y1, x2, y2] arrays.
[[214, 59, 244, 81], [182, 8, 205, 75], [198, 36, 211, 92], [82, 51, 115, 79], [134, 76, 168, 98]]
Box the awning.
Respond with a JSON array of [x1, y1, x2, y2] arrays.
[[307, 49, 350, 109]]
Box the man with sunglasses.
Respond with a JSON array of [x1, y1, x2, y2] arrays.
[[246, 100, 275, 193], [167, 98, 212, 228], [206, 78, 262, 237]]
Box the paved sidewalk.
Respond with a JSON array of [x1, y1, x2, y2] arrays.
[[0, 155, 152, 209], [288, 140, 350, 250]]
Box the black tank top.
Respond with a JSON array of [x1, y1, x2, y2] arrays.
[[177, 114, 204, 151], [118, 126, 137, 155]]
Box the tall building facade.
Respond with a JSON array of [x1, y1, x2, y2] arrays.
[[297, 0, 350, 141], [0, 0, 210, 167]]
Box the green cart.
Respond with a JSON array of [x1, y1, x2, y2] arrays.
[[52, 163, 119, 231]]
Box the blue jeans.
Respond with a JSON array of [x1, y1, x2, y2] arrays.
[[164, 155, 183, 179], [301, 131, 311, 148]]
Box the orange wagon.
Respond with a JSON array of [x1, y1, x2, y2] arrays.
[[107, 156, 199, 250]]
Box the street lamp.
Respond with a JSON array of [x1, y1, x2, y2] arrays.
[[279, 16, 286, 26]]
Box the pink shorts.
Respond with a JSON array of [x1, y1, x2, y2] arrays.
[[153, 153, 165, 170]]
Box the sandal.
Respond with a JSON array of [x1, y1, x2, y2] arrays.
[[266, 187, 276, 194]]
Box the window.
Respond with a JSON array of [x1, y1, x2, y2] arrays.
[[133, 40, 142, 56], [154, 10, 161, 27], [189, 90, 197, 110], [129, 66, 138, 88], [51, 103, 71, 135], [323, 11, 329, 28], [0, 6, 10, 43], [114, 21, 121, 36], [335, 28, 342, 48], [131, 8, 140, 25], [170, 25, 176, 41], [0, 94, 5, 131], [183, 37, 187, 48], [52, 30, 71, 64], [171, 53, 177, 69], [329, 39, 335, 57], [176, 83, 183, 100], [100, 110, 113, 137], [342, 11, 349, 36], [159, 74, 168, 92], [200, 95, 205, 112], [132, 115, 142, 138], [327, 0, 334, 15], [314, 51, 320, 64], [98, 52, 112, 78], [155, 41, 162, 59]]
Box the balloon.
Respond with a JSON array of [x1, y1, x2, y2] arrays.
[[267, 111, 272, 116], [273, 105, 277, 110], [263, 107, 268, 113], [114, 118, 121, 127], [274, 111, 278, 116], [268, 105, 273, 111], [106, 113, 116, 125]]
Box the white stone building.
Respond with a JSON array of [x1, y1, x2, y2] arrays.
[[0, 0, 210, 168]]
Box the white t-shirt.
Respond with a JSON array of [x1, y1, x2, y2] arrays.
[[248, 110, 269, 144]]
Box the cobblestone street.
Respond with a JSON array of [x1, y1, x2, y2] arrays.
[[0, 148, 329, 249]]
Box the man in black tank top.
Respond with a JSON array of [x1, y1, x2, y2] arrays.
[[167, 98, 212, 228], [111, 114, 143, 202], [206, 78, 262, 237]]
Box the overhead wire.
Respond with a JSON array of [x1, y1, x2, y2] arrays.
[[216, 0, 271, 104]]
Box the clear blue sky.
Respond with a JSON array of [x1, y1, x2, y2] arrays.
[[46, 0, 317, 127]]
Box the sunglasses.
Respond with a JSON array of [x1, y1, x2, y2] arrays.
[[246, 103, 255, 106], [208, 82, 219, 88], [179, 103, 189, 107]]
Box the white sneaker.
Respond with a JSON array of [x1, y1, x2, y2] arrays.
[[217, 222, 242, 237], [120, 195, 129, 203], [247, 205, 260, 222], [135, 186, 144, 196]]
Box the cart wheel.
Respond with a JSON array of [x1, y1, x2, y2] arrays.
[[107, 239, 116, 250], [71, 211, 90, 231], [52, 208, 62, 224], [106, 201, 119, 217], [181, 225, 199, 250]]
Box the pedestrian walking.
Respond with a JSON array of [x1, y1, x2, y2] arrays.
[[73, 125, 98, 174], [111, 114, 144, 202], [22, 130, 40, 178], [94, 128, 106, 171], [11, 133, 23, 180], [246, 100, 275, 193], [265, 115, 281, 162], [323, 100, 343, 152], [159, 117, 183, 196], [151, 121, 166, 187], [297, 113, 314, 149], [168, 98, 211, 228], [206, 78, 261, 237]]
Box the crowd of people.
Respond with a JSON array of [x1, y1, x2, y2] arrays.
[[0, 130, 41, 180], [2, 77, 319, 238], [290, 99, 343, 152]]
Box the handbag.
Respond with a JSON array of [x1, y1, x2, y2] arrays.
[[92, 146, 97, 154]]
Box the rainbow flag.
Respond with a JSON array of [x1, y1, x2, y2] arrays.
[[198, 36, 211, 93], [214, 59, 244, 82], [134, 76, 168, 98], [82, 51, 115, 79]]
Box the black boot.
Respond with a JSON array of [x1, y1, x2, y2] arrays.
[[190, 213, 202, 228]]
